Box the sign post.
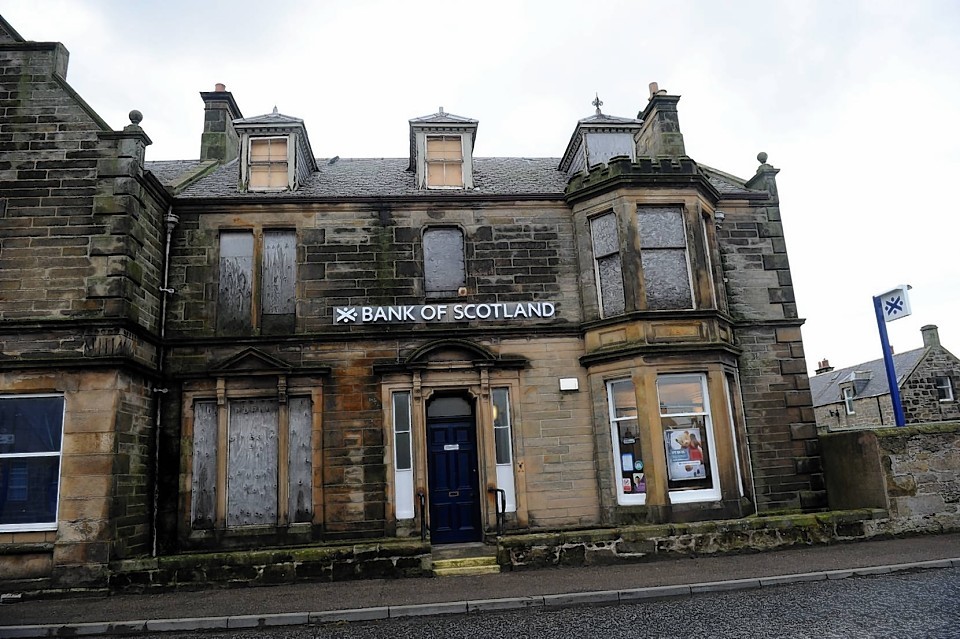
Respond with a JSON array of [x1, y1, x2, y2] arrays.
[[873, 285, 912, 427]]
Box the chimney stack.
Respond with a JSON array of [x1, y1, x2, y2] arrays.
[[636, 81, 685, 157], [815, 359, 834, 375], [921, 324, 941, 348], [199, 83, 243, 163]]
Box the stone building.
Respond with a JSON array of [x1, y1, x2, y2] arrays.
[[811, 325, 960, 430], [1, 16, 822, 588]]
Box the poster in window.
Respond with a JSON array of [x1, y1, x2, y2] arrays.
[[621, 452, 634, 473], [664, 428, 706, 481]]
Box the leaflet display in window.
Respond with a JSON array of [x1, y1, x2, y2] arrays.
[[664, 427, 706, 482]]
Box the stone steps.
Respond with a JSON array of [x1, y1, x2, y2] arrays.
[[432, 555, 501, 577]]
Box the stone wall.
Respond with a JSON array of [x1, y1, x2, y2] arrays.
[[901, 348, 960, 423], [821, 422, 960, 535], [0, 29, 165, 588], [716, 161, 823, 512]]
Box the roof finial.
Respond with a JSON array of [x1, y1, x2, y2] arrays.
[[592, 93, 603, 115], [272, 106, 279, 115], [439, 106, 445, 115]]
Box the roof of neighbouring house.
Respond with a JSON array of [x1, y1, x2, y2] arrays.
[[809, 348, 927, 407]]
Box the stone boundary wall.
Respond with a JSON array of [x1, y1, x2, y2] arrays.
[[821, 422, 960, 536], [498, 509, 886, 569]]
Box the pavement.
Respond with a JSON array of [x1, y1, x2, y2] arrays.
[[1, 533, 959, 637]]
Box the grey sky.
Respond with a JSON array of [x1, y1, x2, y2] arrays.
[[6, 0, 959, 373]]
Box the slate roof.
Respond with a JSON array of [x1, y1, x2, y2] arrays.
[[147, 157, 757, 200], [409, 110, 477, 125], [699, 165, 761, 197], [234, 108, 303, 126], [145, 160, 206, 185], [170, 157, 569, 199], [809, 348, 927, 408]]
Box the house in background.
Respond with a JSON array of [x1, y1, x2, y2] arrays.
[[811, 325, 960, 430], [1, 14, 823, 589]]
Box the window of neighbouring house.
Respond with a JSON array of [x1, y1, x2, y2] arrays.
[[591, 213, 625, 317], [217, 229, 296, 335], [0, 395, 64, 531], [657, 373, 720, 503], [936, 376, 955, 402], [607, 379, 644, 505], [425, 135, 464, 188], [191, 395, 313, 529], [638, 206, 694, 310], [423, 227, 466, 297], [842, 386, 856, 414], [248, 137, 289, 191]]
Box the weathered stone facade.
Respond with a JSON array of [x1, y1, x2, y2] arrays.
[[0, 17, 168, 589], [2, 18, 826, 589]]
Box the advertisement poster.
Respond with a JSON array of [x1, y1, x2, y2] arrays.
[[664, 428, 706, 481]]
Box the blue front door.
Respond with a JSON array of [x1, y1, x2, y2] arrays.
[[427, 397, 481, 544]]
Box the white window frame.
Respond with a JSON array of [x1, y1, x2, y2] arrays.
[[657, 374, 721, 504], [0, 394, 65, 533], [842, 386, 856, 414], [492, 388, 517, 512], [247, 135, 291, 192], [607, 378, 645, 506], [936, 376, 954, 402], [392, 391, 415, 519], [424, 134, 464, 189]]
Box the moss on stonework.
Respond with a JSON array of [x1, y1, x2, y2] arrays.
[[875, 421, 960, 438]]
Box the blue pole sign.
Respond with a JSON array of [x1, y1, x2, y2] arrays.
[[873, 285, 912, 427]]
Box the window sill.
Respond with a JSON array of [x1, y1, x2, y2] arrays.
[[0, 523, 57, 534]]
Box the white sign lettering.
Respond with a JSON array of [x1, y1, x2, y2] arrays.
[[333, 302, 557, 325]]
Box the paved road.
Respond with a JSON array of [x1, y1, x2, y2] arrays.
[[87, 567, 960, 639]]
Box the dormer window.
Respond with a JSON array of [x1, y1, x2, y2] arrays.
[[408, 108, 477, 190], [249, 137, 289, 190], [426, 136, 463, 188], [233, 107, 318, 193]]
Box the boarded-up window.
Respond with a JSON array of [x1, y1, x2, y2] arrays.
[[287, 397, 313, 523], [638, 206, 693, 310], [218, 231, 254, 334], [591, 213, 624, 317], [425, 136, 463, 187], [227, 399, 279, 527], [423, 228, 465, 297], [249, 137, 289, 190], [191, 401, 218, 529], [261, 231, 296, 334]]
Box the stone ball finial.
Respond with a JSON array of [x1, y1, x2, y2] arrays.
[[757, 151, 768, 164], [129, 110, 143, 125]]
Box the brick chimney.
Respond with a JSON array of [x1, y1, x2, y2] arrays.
[[815, 359, 834, 375], [199, 83, 243, 163], [921, 324, 941, 348], [635, 82, 686, 157]]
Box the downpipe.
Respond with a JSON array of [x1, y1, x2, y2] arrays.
[[151, 207, 178, 557]]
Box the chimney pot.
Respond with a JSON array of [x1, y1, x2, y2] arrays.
[[648, 82, 659, 99], [215, 83, 226, 92], [815, 359, 834, 375]]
